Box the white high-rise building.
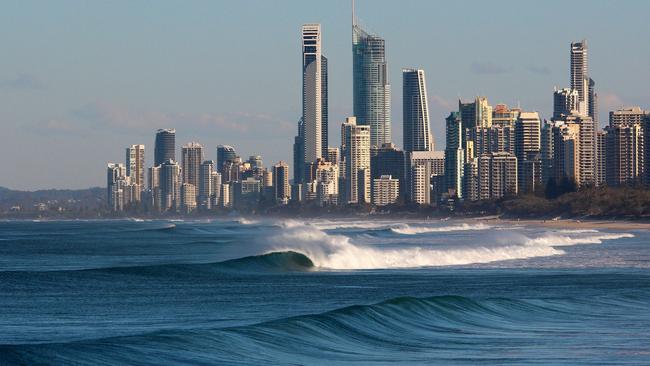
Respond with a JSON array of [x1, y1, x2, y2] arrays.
[[182, 142, 204, 188], [302, 24, 324, 164], [315, 160, 339, 206], [107, 163, 127, 211], [341, 117, 371, 204], [126, 144, 145, 191], [372, 175, 399, 206], [402, 68, 433, 152], [160, 160, 181, 211], [198, 160, 215, 210]]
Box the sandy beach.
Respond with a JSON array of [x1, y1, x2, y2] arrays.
[[474, 217, 650, 231]]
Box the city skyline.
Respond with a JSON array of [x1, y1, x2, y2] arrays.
[[2, 0, 650, 190]]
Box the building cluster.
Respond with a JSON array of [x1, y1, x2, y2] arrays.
[[107, 6, 650, 213], [107, 129, 295, 212]]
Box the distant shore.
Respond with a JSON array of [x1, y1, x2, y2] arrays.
[[474, 216, 650, 231]]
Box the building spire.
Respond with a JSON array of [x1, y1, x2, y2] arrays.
[[352, 0, 356, 27]]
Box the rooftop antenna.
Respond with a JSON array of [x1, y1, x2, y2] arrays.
[[352, 0, 356, 26]]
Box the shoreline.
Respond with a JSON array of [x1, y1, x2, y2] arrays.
[[2, 214, 650, 231], [475, 216, 650, 231]]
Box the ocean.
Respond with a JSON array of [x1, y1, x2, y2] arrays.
[[0, 218, 649, 365]]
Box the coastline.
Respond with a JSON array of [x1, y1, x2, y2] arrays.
[[475, 216, 650, 231]]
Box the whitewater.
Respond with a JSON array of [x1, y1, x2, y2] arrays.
[[264, 219, 635, 269]]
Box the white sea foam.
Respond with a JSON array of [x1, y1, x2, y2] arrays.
[[268, 222, 634, 270], [390, 223, 491, 235]]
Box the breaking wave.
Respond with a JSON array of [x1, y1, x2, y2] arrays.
[[268, 223, 634, 270]]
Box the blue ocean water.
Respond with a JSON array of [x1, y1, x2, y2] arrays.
[[0, 218, 649, 365]]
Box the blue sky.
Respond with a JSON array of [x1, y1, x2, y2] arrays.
[[1, 0, 649, 189]]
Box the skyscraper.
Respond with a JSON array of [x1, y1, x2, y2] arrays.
[[553, 88, 580, 118], [126, 144, 145, 190], [160, 159, 181, 211], [301, 24, 327, 165], [293, 118, 305, 184], [352, 4, 391, 147], [588, 78, 598, 124], [181, 142, 204, 189], [272, 161, 291, 204], [515, 112, 542, 193], [198, 160, 216, 210], [107, 163, 126, 211], [570, 40, 589, 116], [341, 117, 371, 204], [402, 68, 433, 152], [371, 143, 405, 197], [154, 129, 175, 166], [445, 112, 465, 198], [216, 145, 237, 174]]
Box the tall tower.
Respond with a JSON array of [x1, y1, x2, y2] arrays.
[[352, 1, 391, 147], [302, 24, 325, 164], [570, 40, 589, 116], [154, 129, 175, 166], [126, 144, 145, 189], [402, 68, 433, 152], [181, 142, 204, 188]]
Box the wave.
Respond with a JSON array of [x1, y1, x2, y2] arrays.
[[4, 293, 648, 365], [268, 224, 634, 270], [390, 222, 491, 235], [217, 251, 314, 272], [525, 233, 634, 247]]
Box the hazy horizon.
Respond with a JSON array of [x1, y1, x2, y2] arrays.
[[2, 0, 649, 190]]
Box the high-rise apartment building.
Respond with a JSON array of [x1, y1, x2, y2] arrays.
[[609, 107, 648, 183], [570, 40, 589, 116], [371, 143, 405, 197], [107, 163, 127, 211], [180, 183, 197, 213], [126, 144, 145, 191], [181, 142, 204, 188], [551, 115, 596, 187], [198, 160, 216, 210], [341, 117, 371, 204], [478, 153, 518, 200], [272, 161, 291, 204], [605, 124, 642, 186], [402, 68, 433, 152], [445, 112, 465, 198], [160, 159, 181, 211], [326, 147, 340, 164], [372, 175, 400, 206], [315, 160, 339, 206], [515, 112, 542, 193], [553, 88, 580, 118], [410, 163, 430, 205], [589, 78, 598, 125], [352, 6, 391, 147], [154, 129, 175, 166], [596, 130, 607, 186]]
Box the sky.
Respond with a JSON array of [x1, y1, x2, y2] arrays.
[[1, 0, 649, 190]]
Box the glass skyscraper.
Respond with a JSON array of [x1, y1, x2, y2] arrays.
[[154, 129, 175, 167], [352, 12, 391, 148]]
